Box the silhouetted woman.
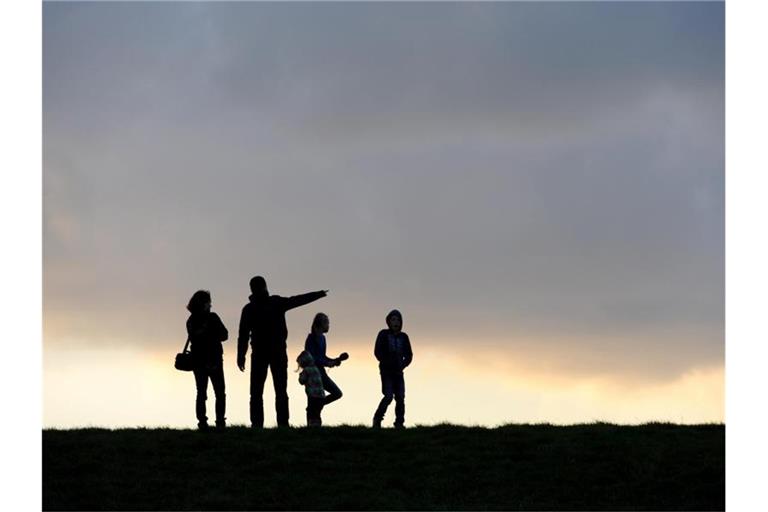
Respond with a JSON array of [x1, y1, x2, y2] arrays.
[[186, 290, 228, 429]]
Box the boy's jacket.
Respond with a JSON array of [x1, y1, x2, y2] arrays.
[[374, 329, 413, 372]]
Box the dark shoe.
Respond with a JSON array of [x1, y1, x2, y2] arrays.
[[394, 423, 405, 429], [372, 418, 382, 428], [215, 421, 226, 430], [197, 422, 209, 430]]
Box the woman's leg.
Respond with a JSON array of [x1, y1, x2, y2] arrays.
[[210, 362, 226, 427], [193, 368, 209, 428]]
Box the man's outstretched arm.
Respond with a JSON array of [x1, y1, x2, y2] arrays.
[[237, 305, 250, 371], [283, 290, 328, 311]]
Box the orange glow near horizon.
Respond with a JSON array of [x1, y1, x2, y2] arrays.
[[43, 338, 723, 429]]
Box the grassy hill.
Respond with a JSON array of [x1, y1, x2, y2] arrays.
[[43, 423, 724, 511]]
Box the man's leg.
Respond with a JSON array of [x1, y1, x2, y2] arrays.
[[193, 368, 209, 428], [250, 355, 269, 428], [271, 352, 290, 427], [373, 371, 394, 427], [210, 362, 226, 427], [320, 369, 343, 406], [393, 372, 406, 427]]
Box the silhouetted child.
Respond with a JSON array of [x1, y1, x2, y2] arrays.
[[305, 313, 348, 410], [372, 309, 413, 428], [297, 350, 325, 426]]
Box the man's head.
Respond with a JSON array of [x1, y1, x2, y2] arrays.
[[386, 309, 403, 333], [249, 276, 268, 297]]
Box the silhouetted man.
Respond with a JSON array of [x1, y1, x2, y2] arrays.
[[237, 276, 327, 427]]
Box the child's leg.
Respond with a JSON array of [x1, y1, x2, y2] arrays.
[[307, 397, 323, 426], [373, 372, 394, 425], [320, 370, 343, 405], [393, 372, 406, 427], [306, 397, 314, 425]]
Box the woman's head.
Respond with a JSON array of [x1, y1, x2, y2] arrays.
[[187, 290, 212, 314], [311, 312, 330, 334]]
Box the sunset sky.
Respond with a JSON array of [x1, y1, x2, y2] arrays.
[[43, 1, 724, 428]]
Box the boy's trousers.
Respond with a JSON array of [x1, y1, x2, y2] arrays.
[[373, 370, 405, 426]]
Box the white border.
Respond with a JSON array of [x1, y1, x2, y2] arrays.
[[7, 0, 764, 509], [0, 0, 42, 510], [725, 0, 768, 510]]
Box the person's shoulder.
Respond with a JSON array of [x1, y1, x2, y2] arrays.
[[269, 294, 289, 306], [377, 329, 389, 337], [209, 311, 222, 320]]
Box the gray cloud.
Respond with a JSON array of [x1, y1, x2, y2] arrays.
[[43, 2, 724, 380]]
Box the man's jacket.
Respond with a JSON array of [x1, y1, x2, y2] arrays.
[[238, 291, 325, 359]]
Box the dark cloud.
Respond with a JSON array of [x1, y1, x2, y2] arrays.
[[43, 2, 724, 380]]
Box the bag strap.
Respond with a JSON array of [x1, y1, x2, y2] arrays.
[[182, 336, 191, 354]]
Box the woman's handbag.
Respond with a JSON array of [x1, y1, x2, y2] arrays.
[[174, 338, 195, 372]]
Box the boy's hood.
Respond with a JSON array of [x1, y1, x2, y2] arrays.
[[386, 309, 403, 330]]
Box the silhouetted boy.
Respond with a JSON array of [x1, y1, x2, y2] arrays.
[[372, 309, 412, 428]]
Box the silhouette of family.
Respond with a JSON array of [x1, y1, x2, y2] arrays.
[[182, 276, 412, 430]]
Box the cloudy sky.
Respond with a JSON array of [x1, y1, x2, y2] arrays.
[[43, 1, 724, 428]]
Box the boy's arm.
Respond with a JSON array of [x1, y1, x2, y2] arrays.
[[402, 334, 413, 369], [282, 290, 327, 312], [237, 305, 250, 370], [299, 371, 307, 385], [374, 331, 386, 362]]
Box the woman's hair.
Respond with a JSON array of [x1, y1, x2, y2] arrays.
[[187, 290, 211, 314], [311, 312, 328, 332]]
